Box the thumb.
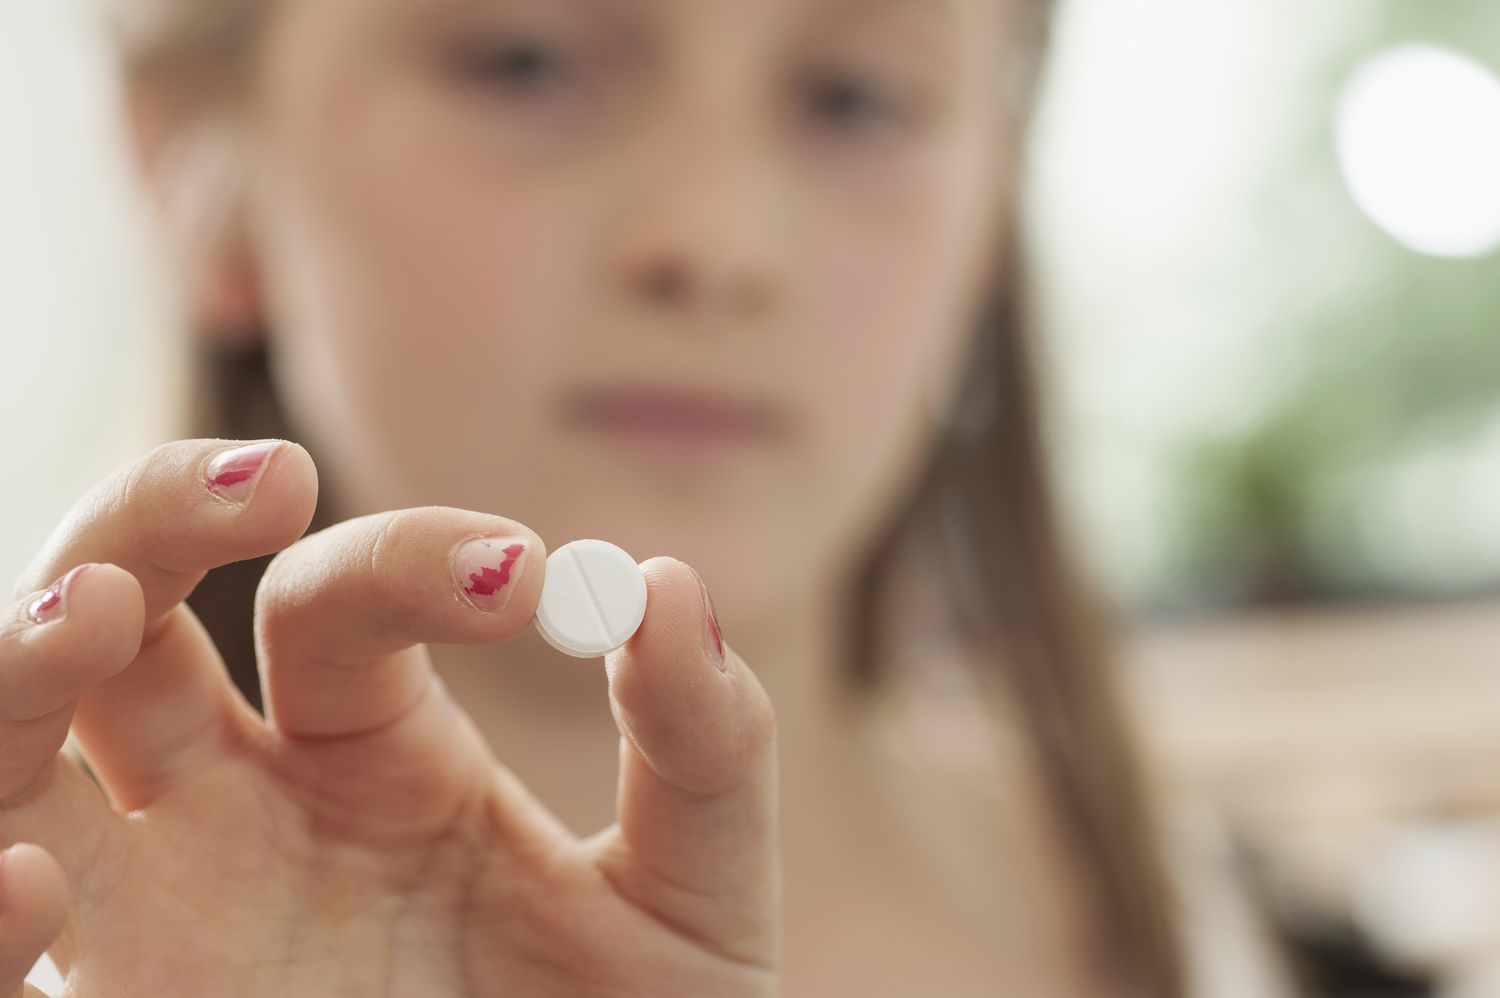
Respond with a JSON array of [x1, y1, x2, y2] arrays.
[[595, 557, 781, 975], [0, 844, 69, 998]]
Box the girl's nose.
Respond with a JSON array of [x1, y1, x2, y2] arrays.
[[611, 93, 784, 325], [626, 252, 775, 318]]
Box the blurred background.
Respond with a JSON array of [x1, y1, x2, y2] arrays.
[[3, 0, 1498, 995]]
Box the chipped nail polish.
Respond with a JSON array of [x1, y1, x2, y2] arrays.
[[691, 566, 726, 672], [205, 441, 281, 506], [454, 536, 529, 612], [28, 563, 93, 625]]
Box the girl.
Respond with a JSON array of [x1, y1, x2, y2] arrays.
[[5, 0, 1190, 993]]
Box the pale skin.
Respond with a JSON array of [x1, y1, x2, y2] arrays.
[[2, 0, 1109, 994]]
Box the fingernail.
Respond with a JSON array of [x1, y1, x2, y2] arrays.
[[28, 563, 94, 625], [204, 440, 282, 506], [454, 536, 530, 612], [690, 566, 727, 672]]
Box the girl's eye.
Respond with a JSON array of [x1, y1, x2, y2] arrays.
[[453, 37, 575, 97], [803, 73, 906, 133]]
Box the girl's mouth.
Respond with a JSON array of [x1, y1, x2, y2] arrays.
[[559, 384, 790, 451]]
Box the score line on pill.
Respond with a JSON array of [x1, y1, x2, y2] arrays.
[[533, 539, 649, 658]]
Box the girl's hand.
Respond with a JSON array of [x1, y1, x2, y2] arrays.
[[2, 439, 780, 997]]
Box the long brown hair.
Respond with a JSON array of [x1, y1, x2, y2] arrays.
[[113, 2, 1185, 993]]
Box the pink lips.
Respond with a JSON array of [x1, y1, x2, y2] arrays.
[[561, 385, 786, 447]]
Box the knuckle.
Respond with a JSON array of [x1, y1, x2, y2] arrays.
[[254, 545, 293, 613], [365, 510, 413, 591], [92, 440, 204, 560], [365, 509, 427, 631], [254, 529, 320, 623], [110, 438, 198, 513], [0, 607, 28, 645], [253, 535, 327, 658], [11, 444, 175, 600], [107, 447, 157, 519], [254, 508, 425, 630]]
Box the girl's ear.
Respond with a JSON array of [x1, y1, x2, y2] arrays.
[[122, 80, 264, 348]]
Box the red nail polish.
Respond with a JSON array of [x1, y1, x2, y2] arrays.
[[691, 566, 726, 672], [454, 537, 529, 612], [28, 563, 93, 625], [205, 441, 281, 506]]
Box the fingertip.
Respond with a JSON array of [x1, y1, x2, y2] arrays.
[[606, 557, 710, 705], [22, 562, 144, 652], [624, 556, 711, 656], [446, 515, 549, 626], [0, 842, 68, 911], [66, 561, 146, 632], [240, 439, 320, 544], [8, 563, 146, 721], [0, 842, 69, 953], [607, 557, 773, 798]]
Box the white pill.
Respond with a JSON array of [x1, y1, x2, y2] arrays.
[[533, 539, 648, 658]]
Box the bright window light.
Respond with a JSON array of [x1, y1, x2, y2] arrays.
[[1335, 44, 1500, 258]]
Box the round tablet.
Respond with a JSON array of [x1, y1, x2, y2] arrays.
[[533, 539, 649, 658]]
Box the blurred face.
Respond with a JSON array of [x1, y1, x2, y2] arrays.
[[242, 0, 1015, 626]]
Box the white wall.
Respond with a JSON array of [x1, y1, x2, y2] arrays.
[[0, 0, 181, 590]]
